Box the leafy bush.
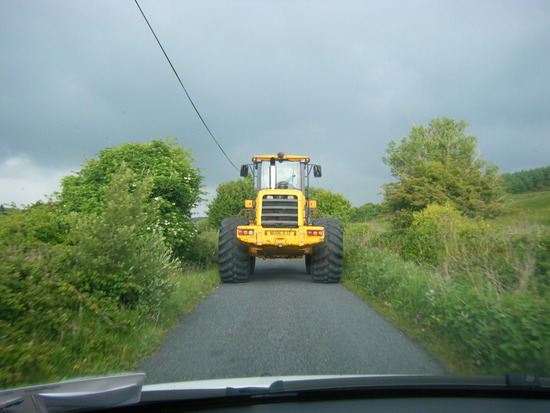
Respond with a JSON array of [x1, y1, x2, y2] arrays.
[[0, 167, 219, 389], [0, 240, 218, 388], [308, 187, 352, 222], [69, 167, 177, 309], [187, 228, 219, 269], [0, 141, 222, 389], [0, 202, 69, 246], [207, 176, 255, 228], [61, 138, 202, 260], [400, 203, 484, 265], [350, 203, 386, 222], [0, 241, 120, 386]]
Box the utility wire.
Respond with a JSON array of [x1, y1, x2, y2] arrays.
[[134, 0, 239, 171]]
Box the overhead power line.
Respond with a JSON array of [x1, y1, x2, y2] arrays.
[[134, 0, 238, 171]]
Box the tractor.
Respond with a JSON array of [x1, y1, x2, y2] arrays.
[[218, 152, 343, 283]]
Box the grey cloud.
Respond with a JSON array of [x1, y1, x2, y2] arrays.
[[1, 0, 549, 208]]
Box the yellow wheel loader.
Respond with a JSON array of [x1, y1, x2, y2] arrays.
[[218, 152, 343, 283]]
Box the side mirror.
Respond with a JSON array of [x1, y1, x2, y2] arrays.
[[313, 165, 322, 178], [240, 165, 249, 177]]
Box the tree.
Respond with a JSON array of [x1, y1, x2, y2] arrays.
[[60, 138, 202, 259], [207, 176, 255, 228], [308, 188, 352, 222], [383, 117, 503, 224], [502, 165, 550, 194]]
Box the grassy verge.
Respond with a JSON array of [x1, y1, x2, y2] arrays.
[[343, 276, 478, 374], [342, 195, 550, 376], [344, 244, 549, 376]]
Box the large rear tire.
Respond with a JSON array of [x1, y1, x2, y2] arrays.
[[218, 217, 253, 283], [310, 218, 343, 283]]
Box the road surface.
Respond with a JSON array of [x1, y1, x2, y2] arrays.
[[138, 259, 447, 384]]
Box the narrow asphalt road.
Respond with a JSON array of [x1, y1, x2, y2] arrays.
[[138, 259, 447, 384]]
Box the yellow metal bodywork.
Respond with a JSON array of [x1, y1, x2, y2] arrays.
[[252, 154, 310, 163], [237, 225, 324, 259], [237, 188, 324, 259]]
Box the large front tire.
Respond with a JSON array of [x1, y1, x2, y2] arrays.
[[218, 217, 252, 283], [310, 218, 343, 283]]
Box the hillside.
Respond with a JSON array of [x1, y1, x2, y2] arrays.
[[500, 187, 550, 226]]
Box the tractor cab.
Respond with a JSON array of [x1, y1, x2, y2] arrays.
[[240, 152, 322, 194]]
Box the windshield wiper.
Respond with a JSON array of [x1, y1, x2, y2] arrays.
[[254, 374, 550, 396], [225, 380, 285, 396], [0, 373, 145, 413], [140, 374, 550, 403]]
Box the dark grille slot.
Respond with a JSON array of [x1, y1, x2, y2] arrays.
[[261, 196, 299, 228]]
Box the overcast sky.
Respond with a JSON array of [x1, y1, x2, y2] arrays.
[[1, 0, 549, 214]]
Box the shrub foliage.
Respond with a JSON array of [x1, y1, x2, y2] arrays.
[[350, 203, 386, 222], [0, 140, 214, 389], [61, 138, 202, 259], [68, 168, 178, 308], [207, 176, 255, 228], [308, 187, 352, 222]]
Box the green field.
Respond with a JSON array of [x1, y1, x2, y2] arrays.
[[498, 188, 550, 226]]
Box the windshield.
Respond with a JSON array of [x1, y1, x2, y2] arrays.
[[258, 160, 304, 191], [1, 0, 548, 393]]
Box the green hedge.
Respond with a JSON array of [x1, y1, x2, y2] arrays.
[[0, 169, 219, 389], [344, 223, 550, 376]]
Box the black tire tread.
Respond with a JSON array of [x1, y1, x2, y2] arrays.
[[218, 217, 251, 283], [310, 218, 343, 283]]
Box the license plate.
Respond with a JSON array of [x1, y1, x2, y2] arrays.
[[270, 231, 295, 236]]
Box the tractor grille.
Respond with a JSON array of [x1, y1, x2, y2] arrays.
[[261, 195, 299, 228]]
